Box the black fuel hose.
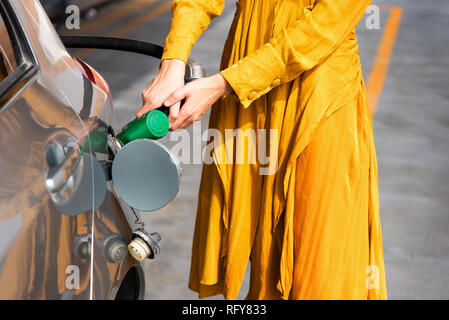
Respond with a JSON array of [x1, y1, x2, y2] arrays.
[[59, 36, 164, 59], [60, 36, 193, 116]]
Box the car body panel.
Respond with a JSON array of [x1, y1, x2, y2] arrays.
[[0, 0, 142, 299]]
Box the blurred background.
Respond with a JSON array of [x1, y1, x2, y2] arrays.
[[42, 0, 449, 299]]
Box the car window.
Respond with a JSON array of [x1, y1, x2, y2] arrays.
[[0, 15, 17, 82], [0, 2, 37, 110]]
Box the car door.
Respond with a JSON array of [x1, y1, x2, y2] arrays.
[[0, 0, 99, 299]]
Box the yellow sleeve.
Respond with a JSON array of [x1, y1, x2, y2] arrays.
[[161, 0, 225, 63], [220, 0, 372, 108]]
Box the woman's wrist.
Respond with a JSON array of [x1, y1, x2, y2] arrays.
[[213, 73, 233, 97], [157, 59, 186, 82], [160, 58, 186, 69]]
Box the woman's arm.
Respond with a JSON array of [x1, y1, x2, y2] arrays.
[[163, 0, 372, 129], [162, 0, 225, 63], [220, 0, 373, 108], [137, 0, 225, 119]]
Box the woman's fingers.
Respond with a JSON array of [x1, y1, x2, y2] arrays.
[[169, 101, 190, 130], [167, 74, 232, 130], [164, 86, 187, 129], [137, 89, 161, 118], [168, 102, 180, 129], [176, 114, 197, 130], [170, 99, 199, 130], [136, 59, 186, 118], [170, 99, 205, 130], [164, 86, 187, 107]]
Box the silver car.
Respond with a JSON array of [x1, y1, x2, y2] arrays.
[[0, 0, 145, 299]]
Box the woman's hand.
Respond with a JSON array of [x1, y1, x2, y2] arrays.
[[137, 59, 186, 121], [164, 73, 232, 130]]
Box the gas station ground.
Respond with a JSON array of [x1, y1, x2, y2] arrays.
[[68, 0, 449, 299]]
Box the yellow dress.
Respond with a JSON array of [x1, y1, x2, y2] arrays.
[[162, 0, 387, 300]]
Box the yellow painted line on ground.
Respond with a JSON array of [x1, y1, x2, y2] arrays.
[[75, 1, 171, 59], [366, 6, 403, 116]]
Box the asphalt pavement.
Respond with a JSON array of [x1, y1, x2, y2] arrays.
[[65, 0, 449, 299]]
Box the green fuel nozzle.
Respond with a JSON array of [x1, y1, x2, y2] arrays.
[[79, 107, 174, 156], [106, 106, 174, 155], [116, 108, 170, 146]]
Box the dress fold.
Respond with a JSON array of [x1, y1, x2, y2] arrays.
[[163, 0, 386, 299]]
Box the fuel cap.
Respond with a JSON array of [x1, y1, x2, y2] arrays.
[[111, 139, 180, 212]]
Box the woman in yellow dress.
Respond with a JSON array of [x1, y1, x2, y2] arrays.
[[137, 0, 387, 300]]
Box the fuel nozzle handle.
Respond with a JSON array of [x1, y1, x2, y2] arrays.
[[155, 58, 204, 117], [156, 98, 186, 117], [115, 99, 185, 147], [115, 60, 204, 146]]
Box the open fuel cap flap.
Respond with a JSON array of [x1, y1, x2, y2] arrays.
[[111, 139, 180, 212]]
